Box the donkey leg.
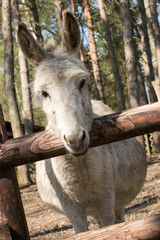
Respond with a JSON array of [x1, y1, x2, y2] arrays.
[[114, 207, 125, 224], [98, 190, 115, 227], [63, 203, 88, 233], [98, 205, 115, 227]]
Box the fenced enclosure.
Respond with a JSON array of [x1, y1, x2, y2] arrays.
[[0, 102, 160, 239]]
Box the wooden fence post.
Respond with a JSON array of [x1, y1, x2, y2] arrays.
[[0, 105, 30, 240]]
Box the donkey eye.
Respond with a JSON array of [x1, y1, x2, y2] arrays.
[[79, 79, 86, 91], [41, 91, 49, 98]]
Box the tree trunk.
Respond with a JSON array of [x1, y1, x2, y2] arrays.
[[2, 0, 23, 138], [138, 0, 160, 153], [54, 0, 64, 41], [70, 0, 76, 15], [11, 0, 34, 136], [138, 0, 158, 103], [79, 43, 85, 66], [70, 0, 85, 66], [149, 0, 160, 100], [144, 0, 159, 86], [11, 0, 33, 186], [120, 0, 139, 108], [136, 63, 148, 105], [149, 0, 160, 80], [97, 0, 125, 111], [83, 0, 105, 103], [28, 0, 43, 43], [130, 9, 148, 107]]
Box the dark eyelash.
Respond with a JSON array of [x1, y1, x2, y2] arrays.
[[79, 79, 86, 91], [41, 91, 49, 98]]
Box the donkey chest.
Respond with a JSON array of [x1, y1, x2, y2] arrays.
[[52, 156, 102, 199]]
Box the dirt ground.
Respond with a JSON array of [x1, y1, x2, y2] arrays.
[[20, 155, 160, 240]]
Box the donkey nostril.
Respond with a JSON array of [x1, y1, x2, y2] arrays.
[[81, 131, 86, 141], [63, 135, 74, 144], [64, 131, 86, 145], [64, 135, 67, 142]]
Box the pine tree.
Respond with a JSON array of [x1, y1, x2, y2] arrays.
[[83, 0, 105, 103], [98, 0, 125, 110], [120, 0, 139, 108]]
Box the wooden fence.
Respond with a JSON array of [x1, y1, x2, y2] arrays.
[[0, 102, 160, 240]]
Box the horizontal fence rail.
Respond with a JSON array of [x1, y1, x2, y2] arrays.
[[66, 214, 160, 240], [0, 102, 160, 169]]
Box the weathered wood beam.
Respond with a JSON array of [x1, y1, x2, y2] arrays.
[[66, 214, 160, 240], [0, 106, 30, 240], [0, 102, 160, 169]]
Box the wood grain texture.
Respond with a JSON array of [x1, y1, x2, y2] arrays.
[[0, 102, 160, 169], [66, 214, 160, 240], [0, 105, 30, 240]]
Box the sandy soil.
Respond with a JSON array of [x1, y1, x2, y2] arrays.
[[20, 155, 160, 240]]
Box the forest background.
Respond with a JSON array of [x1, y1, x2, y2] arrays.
[[1, 0, 160, 185]]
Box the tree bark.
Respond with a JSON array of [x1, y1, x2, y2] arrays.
[[130, 9, 148, 107], [97, 0, 125, 111], [136, 62, 148, 106], [2, 0, 23, 138], [54, 0, 64, 41], [1, 102, 160, 169], [11, 0, 34, 137], [70, 0, 86, 66], [83, 0, 105, 103], [120, 0, 139, 108], [28, 0, 43, 43], [70, 0, 76, 15], [138, 0, 158, 103], [144, 0, 159, 86], [149, 0, 160, 100], [79, 43, 86, 66], [11, 0, 33, 186], [149, 0, 160, 80], [138, 0, 160, 153]]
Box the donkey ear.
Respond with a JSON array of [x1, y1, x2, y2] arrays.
[[17, 23, 45, 66], [62, 10, 81, 56]]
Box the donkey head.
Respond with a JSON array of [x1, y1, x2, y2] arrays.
[[18, 11, 93, 156]]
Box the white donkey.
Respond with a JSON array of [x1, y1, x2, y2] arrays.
[[18, 11, 147, 233]]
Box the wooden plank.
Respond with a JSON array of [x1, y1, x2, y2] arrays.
[[0, 105, 30, 240], [0, 102, 160, 169], [0, 222, 12, 240], [66, 214, 160, 240]]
